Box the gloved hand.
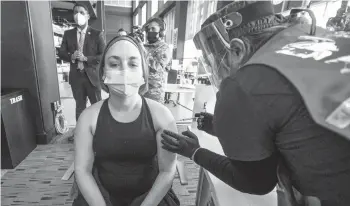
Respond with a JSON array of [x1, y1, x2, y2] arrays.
[[195, 112, 214, 135], [161, 130, 200, 159]]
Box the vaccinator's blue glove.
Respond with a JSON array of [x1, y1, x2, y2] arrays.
[[195, 112, 214, 135], [161, 130, 200, 159]]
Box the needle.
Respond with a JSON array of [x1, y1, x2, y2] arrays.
[[177, 117, 197, 121]]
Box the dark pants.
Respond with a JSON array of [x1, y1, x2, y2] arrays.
[[71, 72, 101, 121]]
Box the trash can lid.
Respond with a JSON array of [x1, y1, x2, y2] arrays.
[[1, 88, 25, 97]]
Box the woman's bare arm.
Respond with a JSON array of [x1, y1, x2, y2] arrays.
[[74, 106, 106, 206], [140, 100, 177, 206]]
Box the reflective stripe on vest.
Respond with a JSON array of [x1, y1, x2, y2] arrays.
[[244, 24, 350, 140]]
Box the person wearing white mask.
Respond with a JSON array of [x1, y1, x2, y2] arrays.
[[59, 3, 106, 129], [72, 35, 180, 206]]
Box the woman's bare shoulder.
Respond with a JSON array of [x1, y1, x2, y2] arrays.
[[88, 100, 105, 112], [144, 98, 169, 115], [77, 100, 105, 126], [144, 98, 175, 130]]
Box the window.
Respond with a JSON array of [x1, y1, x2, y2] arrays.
[[152, 0, 158, 16], [183, 0, 220, 60], [141, 4, 147, 26], [163, 6, 176, 45], [105, 0, 132, 7], [134, 14, 139, 26], [275, 0, 343, 27], [309, 0, 342, 28], [185, 0, 218, 40], [208, 0, 216, 15]]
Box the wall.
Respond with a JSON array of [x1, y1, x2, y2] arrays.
[[1, 1, 60, 143], [90, 0, 106, 36], [105, 5, 133, 42]]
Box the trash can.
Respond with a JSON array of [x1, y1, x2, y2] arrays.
[[1, 88, 36, 169]]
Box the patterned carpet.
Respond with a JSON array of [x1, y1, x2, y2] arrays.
[[1, 125, 199, 206], [1, 145, 74, 206]]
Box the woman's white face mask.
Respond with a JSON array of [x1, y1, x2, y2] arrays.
[[104, 70, 145, 97]]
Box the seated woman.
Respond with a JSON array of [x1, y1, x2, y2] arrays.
[[73, 35, 180, 206]]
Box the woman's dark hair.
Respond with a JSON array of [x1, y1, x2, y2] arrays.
[[118, 28, 126, 32], [98, 35, 149, 94]]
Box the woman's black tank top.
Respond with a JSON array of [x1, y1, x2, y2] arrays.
[[93, 97, 158, 199]]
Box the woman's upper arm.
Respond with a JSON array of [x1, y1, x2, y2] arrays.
[[74, 109, 95, 173], [151, 102, 177, 173]]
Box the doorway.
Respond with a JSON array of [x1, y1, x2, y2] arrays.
[[50, 1, 109, 128]]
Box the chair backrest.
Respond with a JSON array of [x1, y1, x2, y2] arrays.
[[167, 69, 178, 84]]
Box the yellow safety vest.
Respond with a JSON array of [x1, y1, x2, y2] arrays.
[[244, 24, 350, 140]]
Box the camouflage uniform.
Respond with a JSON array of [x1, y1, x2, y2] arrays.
[[143, 40, 172, 102]]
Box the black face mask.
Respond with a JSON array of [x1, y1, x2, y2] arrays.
[[147, 32, 159, 43]]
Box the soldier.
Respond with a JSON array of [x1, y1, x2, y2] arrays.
[[142, 17, 172, 103]]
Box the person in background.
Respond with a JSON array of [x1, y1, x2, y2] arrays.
[[116, 28, 128, 37], [326, 5, 350, 31], [72, 35, 179, 206], [161, 1, 350, 206], [131, 25, 145, 43], [59, 2, 106, 124], [142, 17, 172, 103]]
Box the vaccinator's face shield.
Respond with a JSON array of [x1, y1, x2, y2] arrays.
[[193, 10, 244, 89], [193, 20, 232, 89]]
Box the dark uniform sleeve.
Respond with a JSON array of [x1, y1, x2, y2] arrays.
[[214, 74, 276, 161], [194, 148, 278, 195]]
